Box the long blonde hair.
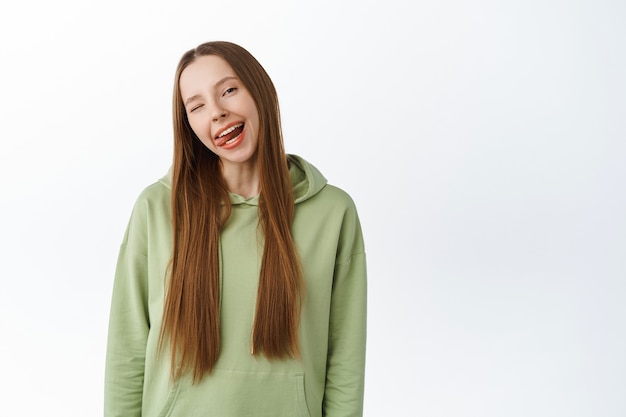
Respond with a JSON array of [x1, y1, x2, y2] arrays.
[[160, 41, 304, 383]]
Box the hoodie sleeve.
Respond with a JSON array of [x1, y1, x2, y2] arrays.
[[323, 202, 367, 417], [104, 200, 150, 417]]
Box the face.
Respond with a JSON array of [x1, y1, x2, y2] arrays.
[[179, 55, 260, 171]]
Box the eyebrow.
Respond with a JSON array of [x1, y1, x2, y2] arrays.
[[184, 76, 239, 107]]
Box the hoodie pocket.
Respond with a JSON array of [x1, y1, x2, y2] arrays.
[[158, 369, 312, 417]]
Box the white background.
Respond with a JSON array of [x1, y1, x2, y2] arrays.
[[1, 0, 625, 416]]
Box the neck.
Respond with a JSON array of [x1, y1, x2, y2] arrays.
[[221, 158, 259, 199]]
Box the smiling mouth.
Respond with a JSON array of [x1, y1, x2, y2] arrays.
[[215, 123, 244, 146]]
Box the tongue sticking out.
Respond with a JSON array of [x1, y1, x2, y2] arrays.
[[217, 124, 244, 146]]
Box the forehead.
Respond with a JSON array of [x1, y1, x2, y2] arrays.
[[179, 55, 236, 96]]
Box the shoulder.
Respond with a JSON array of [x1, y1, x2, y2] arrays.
[[121, 177, 171, 247], [304, 183, 359, 215], [320, 184, 356, 203], [295, 182, 363, 240], [304, 183, 365, 262], [135, 176, 171, 206], [133, 172, 172, 211]]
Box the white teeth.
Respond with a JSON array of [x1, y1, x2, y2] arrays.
[[218, 123, 243, 138]]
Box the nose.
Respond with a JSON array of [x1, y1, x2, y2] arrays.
[[205, 94, 228, 122], [211, 106, 227, 122]]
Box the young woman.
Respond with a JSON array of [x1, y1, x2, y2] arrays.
[[104, 41, 367, 417]]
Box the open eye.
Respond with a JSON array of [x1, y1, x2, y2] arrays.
[[223, 87, 237, 96]]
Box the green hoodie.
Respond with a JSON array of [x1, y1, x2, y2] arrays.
[[105, 155, 367, 417]]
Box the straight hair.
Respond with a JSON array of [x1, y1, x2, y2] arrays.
[[159, 41, 304, 383]]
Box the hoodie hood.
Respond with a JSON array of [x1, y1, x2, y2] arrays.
[[287, 154, 327, 204], [157, 154, 327, 205]]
